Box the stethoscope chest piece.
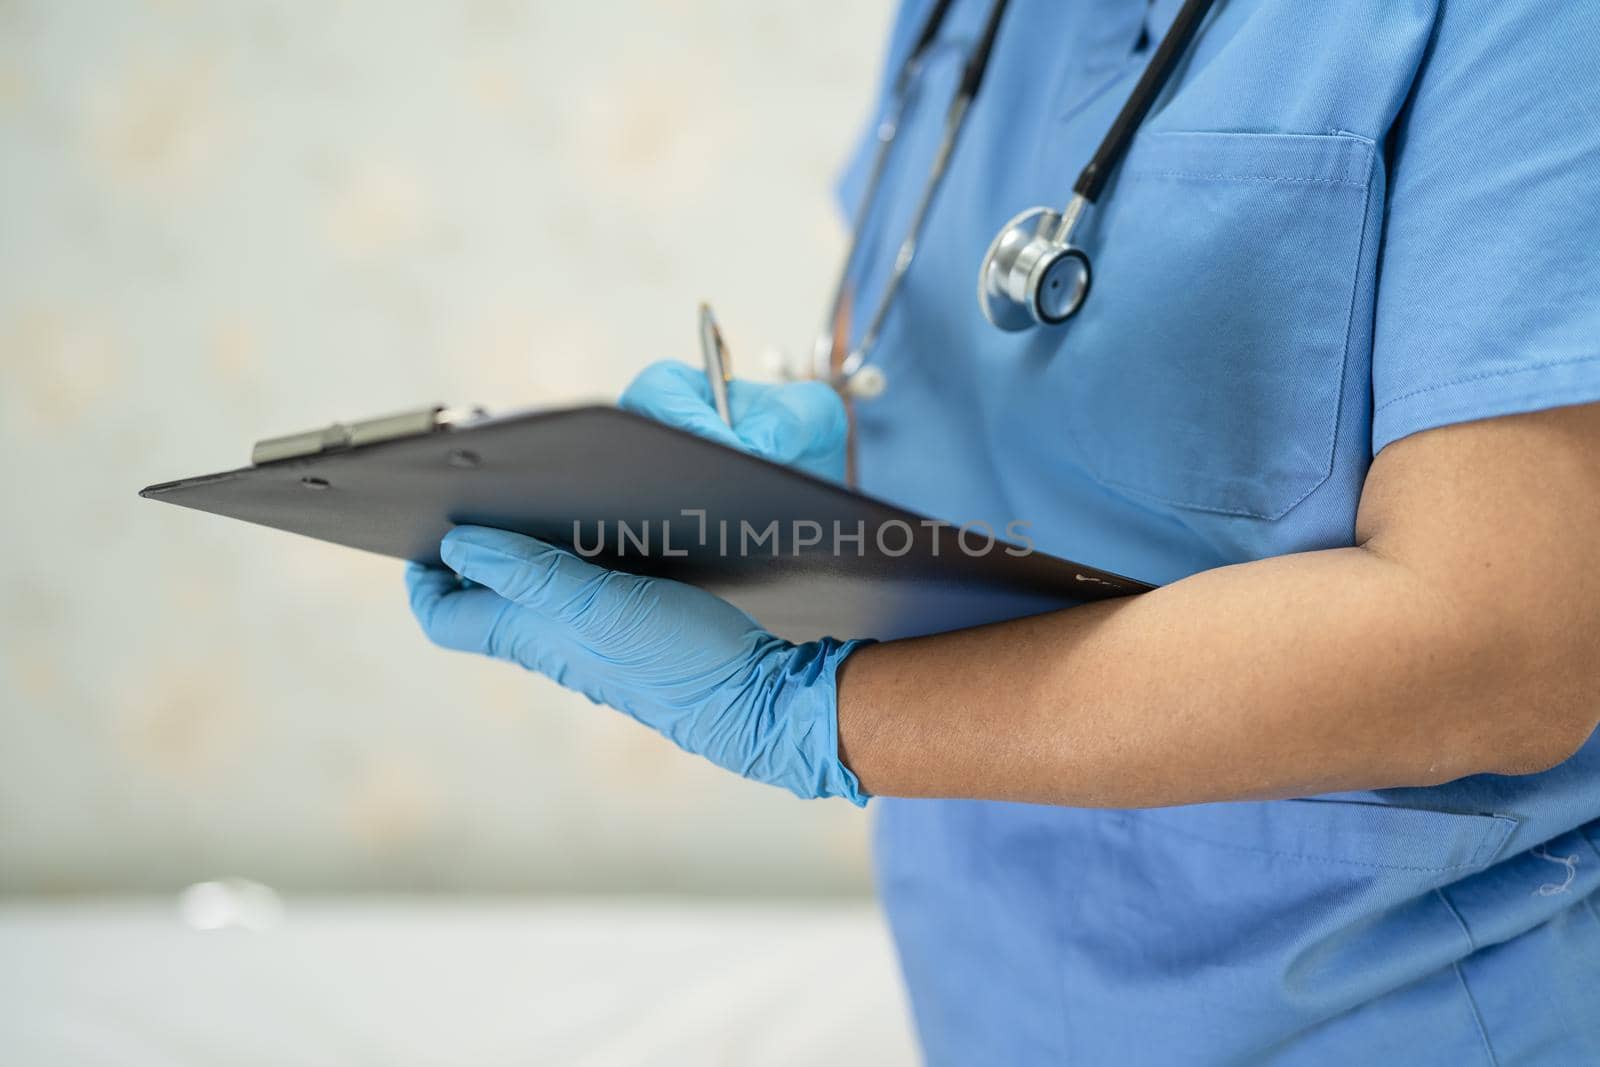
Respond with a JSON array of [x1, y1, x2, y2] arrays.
[[978, 205, 1092, 332]]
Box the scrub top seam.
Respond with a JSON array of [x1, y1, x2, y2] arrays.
[[1436, 888, 1501, 1066], [1321, 138, 1381, 517], [1057, 56, 1144, 127], [1448, 959, 1502, 1067], [1121, 171, 1368, 187], [1374, 351, 1600, 412], [1130, 813, 1510, 875], [1433, 885, 1479, 952]]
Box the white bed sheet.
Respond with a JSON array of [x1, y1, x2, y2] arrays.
[[0, 898, 918, 1067]]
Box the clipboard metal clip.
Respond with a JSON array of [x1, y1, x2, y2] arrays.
[[250, 404, 487, 465]]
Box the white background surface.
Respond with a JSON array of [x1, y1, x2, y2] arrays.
[[0, 899, 918, 1066], [0, 0, 896, 896], [1, 4, 921, 1060]]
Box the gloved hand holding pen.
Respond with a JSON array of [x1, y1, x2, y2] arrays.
[[404, 360, 865, 803], [617, 359, 848, 483]]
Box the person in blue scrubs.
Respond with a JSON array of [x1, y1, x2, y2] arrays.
[[407, 1, 1600, 1061]]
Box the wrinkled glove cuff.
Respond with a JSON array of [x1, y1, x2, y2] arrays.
[[775, 637, 875, 806]]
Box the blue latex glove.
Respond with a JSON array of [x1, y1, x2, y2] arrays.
[[406, 530, 868, 803], [405, 362, 864, 801], [619, 360, 847, 482]]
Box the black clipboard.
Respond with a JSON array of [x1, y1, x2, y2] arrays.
[[140, 405, 1152, 641]]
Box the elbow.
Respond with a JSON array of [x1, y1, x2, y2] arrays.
[[1420, 598, 1593, 780], [1428, 619, 1600, 779], [1483, 708, 1597, 777], [1473, 669, 1600, 778], [1410, 702, 1592, 787]]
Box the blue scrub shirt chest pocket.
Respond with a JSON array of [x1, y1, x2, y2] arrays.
[[1055, 130, 1377, 520]]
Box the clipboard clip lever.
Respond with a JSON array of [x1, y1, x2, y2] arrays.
[[250, 404, 487, 465]]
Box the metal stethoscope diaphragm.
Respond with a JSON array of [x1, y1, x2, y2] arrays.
[[978, 195, 1093, 331]]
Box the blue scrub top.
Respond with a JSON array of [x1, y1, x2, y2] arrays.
[[837, 1, 1600, 1062]]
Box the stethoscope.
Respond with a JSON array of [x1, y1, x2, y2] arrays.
[[810, 0, 1218, 399]]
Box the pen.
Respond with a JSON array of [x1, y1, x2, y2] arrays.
[[698, 302, 733, 427]]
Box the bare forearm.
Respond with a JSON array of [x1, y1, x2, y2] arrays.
[[837, 544, 1580, 807]]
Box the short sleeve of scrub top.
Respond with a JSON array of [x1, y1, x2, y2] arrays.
[[1371, 0, 1600, 451]]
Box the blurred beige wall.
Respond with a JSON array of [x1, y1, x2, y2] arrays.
[[0, 0, 893, 895]]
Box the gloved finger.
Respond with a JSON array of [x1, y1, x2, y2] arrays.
[[729, 379, 847, 477], [405, 562, 515, 655], [618, 361, 745, 452], [620, 360, 846, 480], [440, 526, 634, 622]]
